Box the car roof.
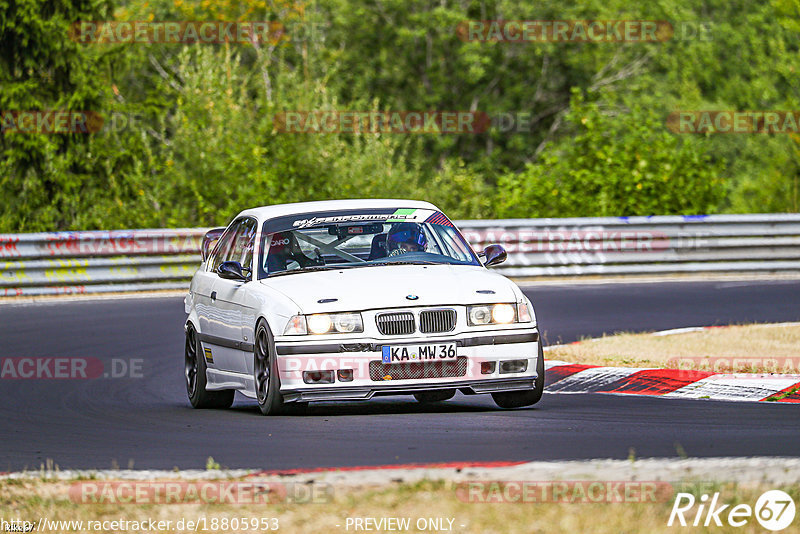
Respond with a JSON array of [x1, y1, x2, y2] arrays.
[[236, 199, 441, 221]]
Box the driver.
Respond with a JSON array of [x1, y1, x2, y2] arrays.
[[386, 222, 427, 256]]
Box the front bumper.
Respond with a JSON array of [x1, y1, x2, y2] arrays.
[[274, 328, 539, 403]]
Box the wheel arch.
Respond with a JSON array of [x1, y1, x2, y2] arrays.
[[185, 310, 200, 335], [256, 313, 284, 339]]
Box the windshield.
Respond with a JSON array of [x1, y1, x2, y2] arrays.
[[257, 208, 479, 278]]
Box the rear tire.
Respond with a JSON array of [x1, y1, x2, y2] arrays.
[[414, 390, 456, 403], [492, 339, 545, 409], [185, 325, 235, 409], [254, 320, 286, 415]]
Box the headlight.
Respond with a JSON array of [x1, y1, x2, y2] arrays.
[[492, 303, 516, 324], [333, 313, 361, 333], [468, 306, 493, 325], [284, 313, 364, 335], [307, 314, 333, 334], [468, 303, 519, 326], [467, 304, 530, 326]]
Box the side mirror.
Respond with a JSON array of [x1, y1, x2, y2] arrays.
[[482, 244, 507, 267], [218, 261, 247, 281], [201, 227, 226, 261]]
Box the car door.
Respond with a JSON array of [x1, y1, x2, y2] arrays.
[[209, 217, 258, 374], [195, 220, 238, 343]]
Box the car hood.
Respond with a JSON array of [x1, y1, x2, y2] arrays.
[[259, 264, 519, 313]]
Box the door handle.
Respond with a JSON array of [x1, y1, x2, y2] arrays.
[[210, 291, 217, 301]]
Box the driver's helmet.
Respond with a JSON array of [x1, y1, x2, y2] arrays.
[[387, 222, 427, 255]]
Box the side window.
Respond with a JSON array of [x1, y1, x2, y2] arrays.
[[209, 221, 240, 272], [230, 219, 257, 275]]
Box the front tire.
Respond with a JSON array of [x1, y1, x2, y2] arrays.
[[492, 338, 545, 409], [254, 320, 286, 415], [185, 324, 235, 409]]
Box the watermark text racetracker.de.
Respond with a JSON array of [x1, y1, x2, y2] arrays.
[[0, 111, 104, 134], [0, 357, 143, 380], [70, 480, 332, 505], [459, 228, 711, 254], [273, 111, 491, 134], [456, 480, 674, 503], [668, 356, 800, 375], [1, 112, 165, 135], [667, 110, 800, 134], [456, 20, 713, 43], [68, 21, 325, 45], [280, 354, 521, 382]]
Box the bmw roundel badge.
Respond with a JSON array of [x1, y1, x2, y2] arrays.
[[406, 294, 419, 300]]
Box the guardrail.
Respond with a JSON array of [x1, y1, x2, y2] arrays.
[[459, 213, 800, 277], [2, 214, 799, 297], [0, 229, 204, 297]]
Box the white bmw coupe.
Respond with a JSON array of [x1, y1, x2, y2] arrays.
[[184, 199, 544, 414]]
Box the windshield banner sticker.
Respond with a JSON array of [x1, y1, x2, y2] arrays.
[[386, 208, 436, 223], [424, 211, 454, 227], [292, 214, 392, 229], [291, 209, 441, 229]]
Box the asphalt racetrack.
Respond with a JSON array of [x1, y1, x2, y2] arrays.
[[1, 280, 799, 472]]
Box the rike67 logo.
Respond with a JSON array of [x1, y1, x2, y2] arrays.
[[668, 490, 796, 531]]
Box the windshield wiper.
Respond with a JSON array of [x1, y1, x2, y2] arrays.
[[372, 260, 442, 266]]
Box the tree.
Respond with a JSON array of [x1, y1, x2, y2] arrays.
[[495, 89, 725, 217], [0, 0, 115, 231]]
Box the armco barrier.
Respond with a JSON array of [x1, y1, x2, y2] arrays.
[[1, 214, 799, 297], [0, 229, 204, 297], [458, 213, 800, 276]]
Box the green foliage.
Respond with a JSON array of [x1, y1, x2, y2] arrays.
[[0, 0, 798, 231], [495, 90, 725, 217], [0, 0, 115, 231]]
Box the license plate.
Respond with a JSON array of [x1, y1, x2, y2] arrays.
[[381, 343, 457, 364]]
